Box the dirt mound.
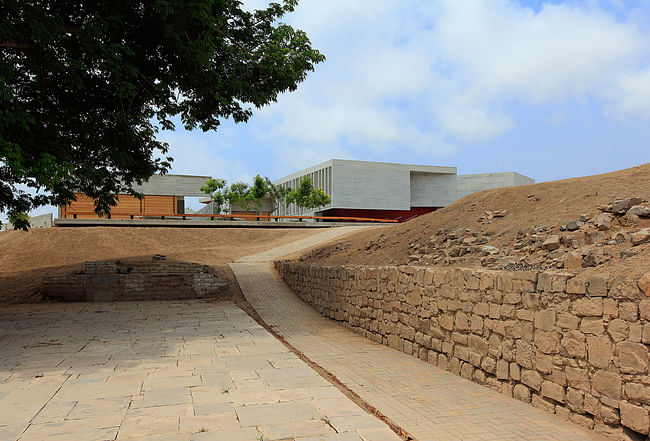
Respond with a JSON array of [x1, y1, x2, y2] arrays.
[[301, 163, 650, 281], [0, 227, 319, 303]]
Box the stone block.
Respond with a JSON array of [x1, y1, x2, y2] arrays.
[[557, 312, 580, 330], [513, 384, 531, 403], [617, 342, 648, 374], [516, 340, 534, 369], [521, 369, 543, 391], [620, 401, 650, 435], [496, 359, 509, 380], [516, 309, 534, 321], [509, 362, 521, 381], [580, 318, 605, 335], [587, 336, 613, 369], [600, 405, 620, 426], [534, 309, 556, 331], [481, 357, 496, 374], [566, 367, 589, 391], [561, 330, 586, 358], [571, 298, 603, 317], [537, 272, 553, 292], [592, 371, 621, 400], [535, 331, 561, 354], [587, 274, 608, 297], [619, 302, 638, 322], [624, 383, 650, 405], [566, 388, 584, 413], [607, 319, 629, 343]]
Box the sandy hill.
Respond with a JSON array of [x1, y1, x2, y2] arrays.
[[301, 163, 650, 282], [0, 227, 319, 303]]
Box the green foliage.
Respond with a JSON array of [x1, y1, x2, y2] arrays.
[[0, 0, 325, 228], [202, 175, 290, 214], [200, 178, 227, 214], [286, 177, 331, 213], [8, 211, 29, 231]]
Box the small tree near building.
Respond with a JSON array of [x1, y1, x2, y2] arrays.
[[286, 177, 331, 216], [200, 178, 228, 214], [201, 175, 289, 216]]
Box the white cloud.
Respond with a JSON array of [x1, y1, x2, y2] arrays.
[[247, 0, 650, 155], [614, 68, 650, 117]]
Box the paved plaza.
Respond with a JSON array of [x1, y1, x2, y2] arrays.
[[0, 300, 398, 441], [0, 227, 608, 440]]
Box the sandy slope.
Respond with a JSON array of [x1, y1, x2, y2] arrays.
[[301, 163, 650, 281], [0, 227, 321, 303]]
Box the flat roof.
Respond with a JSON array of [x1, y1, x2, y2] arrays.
[[273, 159, 457, 184]]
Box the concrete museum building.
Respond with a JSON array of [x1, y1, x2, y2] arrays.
[[274, 159, 534, 220]]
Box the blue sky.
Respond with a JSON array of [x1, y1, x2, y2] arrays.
[[12, 0, 650, 220]]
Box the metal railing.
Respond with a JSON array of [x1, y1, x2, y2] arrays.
[[60, 211, 400, 223]]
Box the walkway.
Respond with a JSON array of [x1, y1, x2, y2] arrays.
[[230, 229, 606, 441]]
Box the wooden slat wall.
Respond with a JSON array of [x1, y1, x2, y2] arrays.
[[62, 193, 177, 218], [143, 195, 176, 215]]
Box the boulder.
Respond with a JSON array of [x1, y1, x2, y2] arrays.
[[631, 228, 650, 246], [566, 221, 580, 231], [612, 197, 644, 214], [542, 235, 561, 251], [628, 205, 650, 217], [594, 213, 613, 231]]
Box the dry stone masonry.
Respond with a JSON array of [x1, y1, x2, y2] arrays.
[[276, 261, 650, 439], [42, 259, 229, 302]]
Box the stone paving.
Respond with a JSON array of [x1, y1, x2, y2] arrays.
[[0, 300, 398, 441], [230, 227, 608, 441]]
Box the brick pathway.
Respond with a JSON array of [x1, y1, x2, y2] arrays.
[[230, 228, 607, 441], [0, 300, 399, 441]]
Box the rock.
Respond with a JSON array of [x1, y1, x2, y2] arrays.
[[579, 214, 591, 222], [612, 197, 644, 214], [615, 231, 630, 244], [631, 228, 650, 246], [618, 342, 649, 374], [620, 249, 638, 259], [592, 371, 621, 400], [493, 210, 507, 217], [559, 224, 567, 232], [542, 235, 561, 251], [481, 245, 500, 256], [628, 205, 650, 217], [594, 213, 613, 231], [564, 251, 583, 269], [581, 249, 602, 267], [620, 401, 649, 435], [638, 273, 650, 297], [566, 221, 580, 231]]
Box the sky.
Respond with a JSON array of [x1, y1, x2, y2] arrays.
[[11, 0, 650, 220]]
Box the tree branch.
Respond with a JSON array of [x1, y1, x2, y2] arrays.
[[0, 41, 29, 51]]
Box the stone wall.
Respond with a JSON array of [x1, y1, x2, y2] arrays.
[[276, 261, 650, 439], [42, 261, 228, 302]]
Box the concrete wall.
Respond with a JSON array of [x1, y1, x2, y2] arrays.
[[42, 261, 229, 302], [332, 160, 413, 210], [410, 172, 458, 207], [457, 172, 535, 200], [277, 261, 650, 439], [132, 174, 211, 197]]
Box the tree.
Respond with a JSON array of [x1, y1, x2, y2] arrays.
[[0, 0, 325, 227], [200, 178, 228, 214], [286, 176, 331, 215], [201, 175, 289, 216]]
